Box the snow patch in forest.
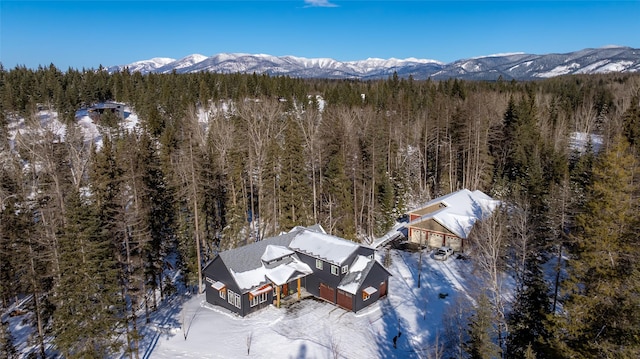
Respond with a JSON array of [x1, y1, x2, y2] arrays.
[[569, 132, 603, 153], [6, 110, 66, 151], [6, 105, 141, 154]]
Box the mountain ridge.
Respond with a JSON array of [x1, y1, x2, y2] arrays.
[[108, 46, 640, 81]]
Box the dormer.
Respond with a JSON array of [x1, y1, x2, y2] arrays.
[[261, 245, 295, 267]]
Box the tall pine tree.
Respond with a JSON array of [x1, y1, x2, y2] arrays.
[[554, 135, 640, 358], [279, 114, 312, 231], [52, 190, 124, 358]]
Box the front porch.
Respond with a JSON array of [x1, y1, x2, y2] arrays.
[[280, 287, 314, 307], [272, 277, 313, 308]]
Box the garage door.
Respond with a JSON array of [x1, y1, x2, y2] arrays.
[[410, 228, 427, 245], [319, 283, 335, 303], [337, 290, 353, 311], [428, 232, 444, 248], [445, 235, 462, 251]]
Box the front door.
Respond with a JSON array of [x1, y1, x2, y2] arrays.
[[379, 281, 387, 297], [282, 283, 289, 297]]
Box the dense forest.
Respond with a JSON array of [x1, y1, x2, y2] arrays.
[[0, 63, 639, 358]]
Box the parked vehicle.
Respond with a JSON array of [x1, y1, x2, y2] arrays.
[[433, 246, 454, 261]]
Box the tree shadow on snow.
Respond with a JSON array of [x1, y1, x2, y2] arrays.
[[291, 343, 307, 359], [373, 298, 420, 359]]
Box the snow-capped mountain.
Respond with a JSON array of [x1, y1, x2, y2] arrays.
[[107, 46, 640, 80], [119, 57, 176, 73], [155, 54, 208, 73]]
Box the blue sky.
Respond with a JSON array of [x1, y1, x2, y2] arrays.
[[1, 1, 639, 70]]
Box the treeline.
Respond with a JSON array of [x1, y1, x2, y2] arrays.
[[0, 64, 639, 358]]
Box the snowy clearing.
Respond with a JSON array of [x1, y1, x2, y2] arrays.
[[138, 247, 478, 359]]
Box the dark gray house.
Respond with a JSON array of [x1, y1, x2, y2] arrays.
[[203, 225, 391, 317], [87, 102, 126, 121]]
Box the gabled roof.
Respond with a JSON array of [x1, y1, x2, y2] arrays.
[[265, 257, 312, 286], [408, 189, 501, 239], [262, 245, 294, 263], [337, 255, 392, 295], [219, 230, 299, 274], [289, 230, 360, 266], [216, 227, 307, 291], [229, 253, 312, 290], [215, 224, 363, 291], [337, 255, 374, 295]]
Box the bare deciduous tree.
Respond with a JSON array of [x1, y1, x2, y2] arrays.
[[236, 98, 285, 240], [467, 206, 508, 353]]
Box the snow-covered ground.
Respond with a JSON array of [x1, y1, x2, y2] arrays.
[[3, 105, 500, 358], [4, 244, 482, 358], [136, 247, 478, 359], [6, 105, 141, 153]]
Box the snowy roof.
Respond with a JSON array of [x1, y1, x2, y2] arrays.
[[229, 254, 312, 290], [217, 225, 324, 291], [289, 230, 360, 266], [265, 258, 312, 286], [261, 245, 294, 263], [363, 286, 377, 295], [219, 231, 300, 274], [210, 281, 226, 290], [337, 255, 374, 295], [408, 189, 501, 239], [88, 101, 125, 109], [292, 223, 327, 234]]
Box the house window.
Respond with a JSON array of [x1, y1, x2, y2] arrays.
[[259, 292, 268, 303], [331, 265, 339, 276], [341, 265, 348, 274], [362, 286, 377, 301], [316, 259, 323, 270], [227, 289, 241, 309], [219, 289, 226, 299], [250, 295, 259, 307]]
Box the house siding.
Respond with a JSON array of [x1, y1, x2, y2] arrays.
[[203, 226, 392, 317], [353, 263, 390, 312], [355, 246, 375, 258], [410, 219, 451, 234], [296, 252, 345, 290], [203, 257, 244, 316], [410, 202, 446, 218], [408, 219, 459, 249]]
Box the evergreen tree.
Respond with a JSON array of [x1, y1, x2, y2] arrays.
[[465, 293, 502, 359], [506, 256, 552, 358], [323, 135, 355, 239], [279, 115, 312, 230], [52, 190, 123, 358], [375, 171, 395, 236], [139, 132, 175, 304], [622, 95, 640, 151], [0, 172, 23, 308], [554, 136, 640, 358], [0, 319, 19, 359]]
